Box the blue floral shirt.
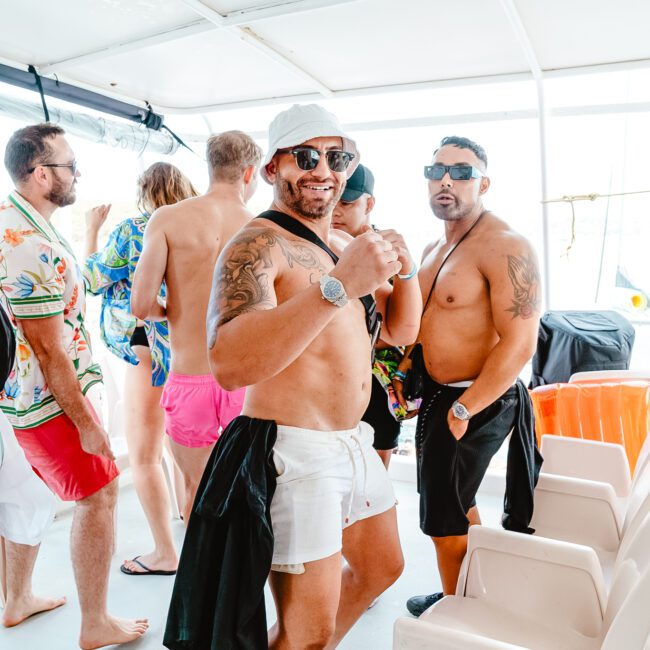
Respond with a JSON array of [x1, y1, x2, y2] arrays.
[[84, 214, 170, 387]]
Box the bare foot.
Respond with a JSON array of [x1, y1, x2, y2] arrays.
[[2, 594, 67, 627], [79, 615, 149, 649], [121, 550, 177, 574]]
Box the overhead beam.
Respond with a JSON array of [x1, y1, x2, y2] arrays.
[[39, 20, 213, 75], [236, 27, 334, 98], [222, 0, 360, 26], [149, 56, 650, 114], [499, 0, 552, 309], [182, 0, 360, 26], [158, 70, 535, 114], [179, 0, 226, 25], [179, 101, 650, 143], [0, 62, 156, 124], [39, 0, 358, 93], [498, 0, 543, 79], [179, 0, 334, 98]]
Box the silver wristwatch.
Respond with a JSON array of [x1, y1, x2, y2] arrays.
[[319, 274, 348, 308], [451, 400, 471, 421]]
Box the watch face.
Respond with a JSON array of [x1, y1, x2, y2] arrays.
[[323, 279, 342, 299], [453, 402, 469, 420]]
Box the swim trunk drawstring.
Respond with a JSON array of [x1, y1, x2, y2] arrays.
[[338, 431, 370, 524], [352, 432, 370, 507]]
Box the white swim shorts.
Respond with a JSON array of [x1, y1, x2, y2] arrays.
[[0, 410, 55, 545], [270, 420, 396, 568]]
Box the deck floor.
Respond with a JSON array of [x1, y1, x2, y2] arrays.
[[1, 475, 503, 650]]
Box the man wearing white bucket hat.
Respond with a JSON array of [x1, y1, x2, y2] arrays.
[[196, 104, 422, 648]]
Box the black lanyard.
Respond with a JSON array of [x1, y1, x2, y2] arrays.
[[256, 210, 381, 345], [422, 210, 486, 313]]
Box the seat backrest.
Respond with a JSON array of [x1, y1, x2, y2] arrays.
[[531, 381, 650, 474], [601, 563, 650, 649], [632, 433, 650, 487], [570, 370, 650, 383], [540, 436, 631, 497], [463, 533, 605, 637], [615, 512, 650, 574], [623, 461, 650, 535], [531, 474, 621, 551]]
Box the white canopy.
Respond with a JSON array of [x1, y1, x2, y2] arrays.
[[3, 0, 650, 308], [1, 0, 649, 115]]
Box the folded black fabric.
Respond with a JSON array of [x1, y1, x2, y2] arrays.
[[164, 416, 277, 650], [502, 380, 544, 534]]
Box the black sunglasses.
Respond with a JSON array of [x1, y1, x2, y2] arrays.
[[424, 164, 482, 181], [29, 160, 78, 175], [278, 147, 355, 173]]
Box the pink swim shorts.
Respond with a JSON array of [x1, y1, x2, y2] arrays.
[[160, 373, 246, 448]]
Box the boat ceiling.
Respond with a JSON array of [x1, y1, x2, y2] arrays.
[[2, 0, 649, 115]]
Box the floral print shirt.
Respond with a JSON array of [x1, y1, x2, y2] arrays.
[[0, 191, 102, 429], [83, 214, 170, 387]]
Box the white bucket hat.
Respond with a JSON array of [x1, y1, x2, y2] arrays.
[[261, 104, 359, 184]]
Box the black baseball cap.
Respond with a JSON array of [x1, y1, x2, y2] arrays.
[[341, 164, 374, 202]]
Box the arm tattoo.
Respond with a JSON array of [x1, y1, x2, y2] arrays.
[[211, 227, 327, 334], [505, 253, 540, 319]]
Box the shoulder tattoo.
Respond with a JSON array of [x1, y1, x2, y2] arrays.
[[212, 227, 327, 330], [505, 253, 541, 319]]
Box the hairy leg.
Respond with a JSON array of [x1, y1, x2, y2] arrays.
[[2, 540, 66, 627], [73, 478, 148, 649], [328, 506, 404, 647], [122, 348, 177, 573], [432, 505, 482, 595], [167, 440, 214, 525], [268, 552, 342, 650]]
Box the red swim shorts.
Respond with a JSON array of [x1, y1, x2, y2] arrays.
[[14, 404, 119, 502]]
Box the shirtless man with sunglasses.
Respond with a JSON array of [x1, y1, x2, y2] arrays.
[[394, 135, 543, 617], [205, 104, 422, 648]]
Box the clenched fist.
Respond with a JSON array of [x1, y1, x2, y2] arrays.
[[373, 227, 416, 277], [332, 229, 402, 298]]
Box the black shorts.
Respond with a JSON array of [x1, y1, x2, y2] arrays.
[[129, 325, 149, 348], [362, 375, 401, 451], [416, 375, 519, 537]]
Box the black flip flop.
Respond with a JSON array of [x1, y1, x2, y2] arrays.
[[120, 556, 177, 576]]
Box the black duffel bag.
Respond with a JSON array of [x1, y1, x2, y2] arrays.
[[529, 310, 635, 388]]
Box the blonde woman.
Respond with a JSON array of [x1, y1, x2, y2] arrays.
[[84, 163, 198, 575]]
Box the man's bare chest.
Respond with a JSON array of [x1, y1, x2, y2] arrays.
[[274, 239, 368, 332], [423, 248, 488, 311], [274, 238, 332, 302]]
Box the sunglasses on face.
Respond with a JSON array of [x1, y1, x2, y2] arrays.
[[424, 164, 482, 181], [278, 147, 355, 173], [29, 160, 78, 175]]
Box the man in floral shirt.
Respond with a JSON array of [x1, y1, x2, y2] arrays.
[[0, 124, 148, 647]]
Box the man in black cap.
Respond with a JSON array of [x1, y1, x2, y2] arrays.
[[333, 165, 405, 468], [332, 163, 376, 237]]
